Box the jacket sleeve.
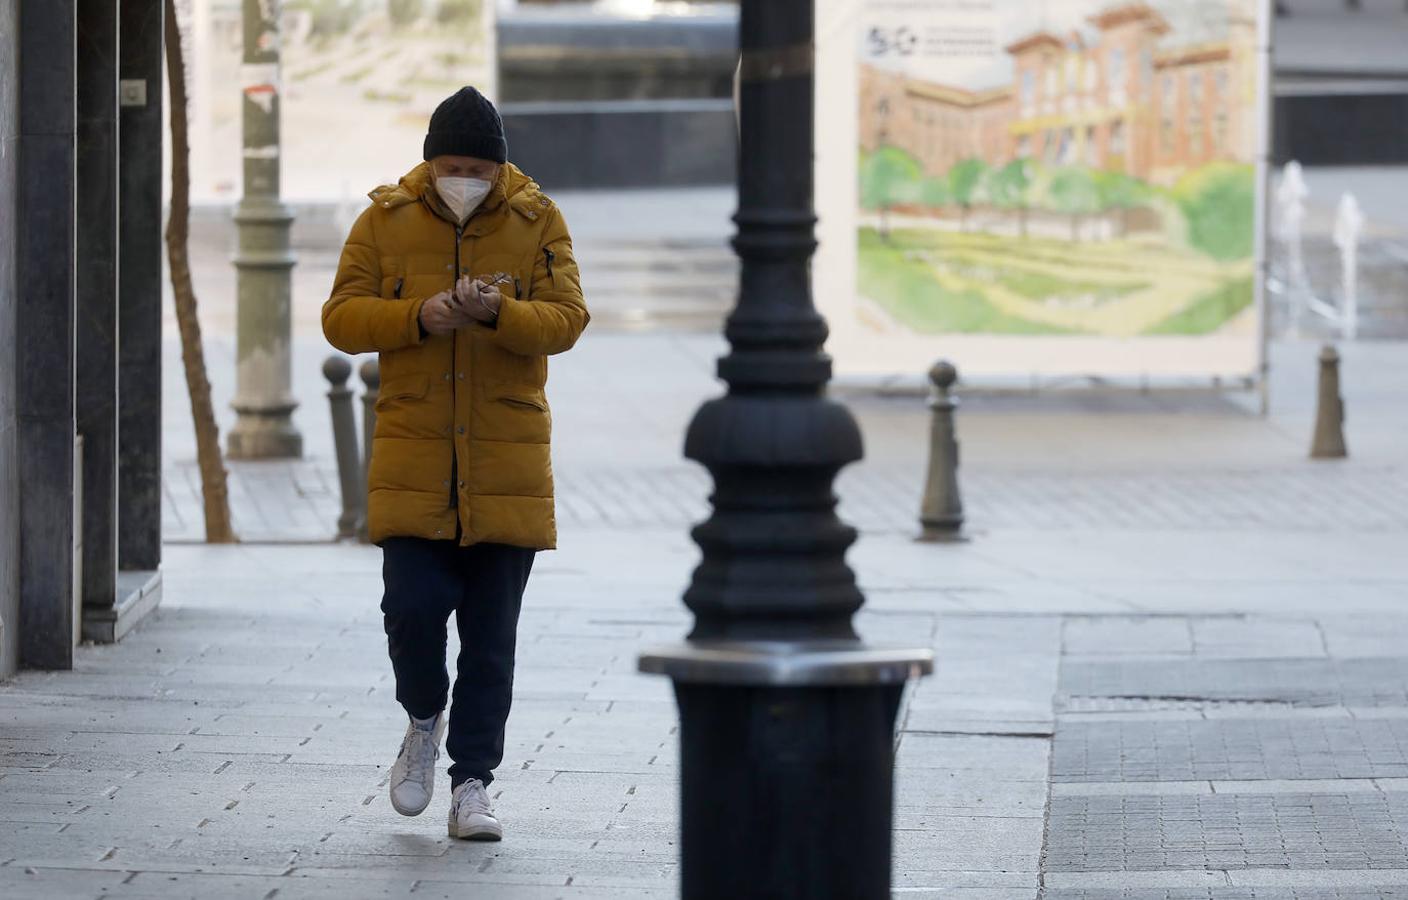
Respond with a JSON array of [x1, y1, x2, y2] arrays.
[[483, 206, 590, 357], [322, 207, 428, 355]]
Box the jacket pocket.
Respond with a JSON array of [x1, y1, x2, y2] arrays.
[[375, 373, 430, 410], [498, 392, 547, 413], [485, 386, 551, 443]]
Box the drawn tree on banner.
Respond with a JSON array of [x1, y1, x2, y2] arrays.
[[987, 159, 1035, 238], [1047, 167, 1100, 242], [861, 146, 922, 241], [1094, 170, 1150, 239], [947, 158, 987, 233]]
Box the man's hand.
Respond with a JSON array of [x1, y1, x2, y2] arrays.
[[455, 275, 503, 324], [418, 290, 476, 336]]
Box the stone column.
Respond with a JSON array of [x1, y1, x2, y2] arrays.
[[228, 0, 301, 459], [117, 0, 163, 574], [76, 0, 120, 633], [17, 0, 79, 669], [112, 0, 165, 646], [0, 0, 22, 678]]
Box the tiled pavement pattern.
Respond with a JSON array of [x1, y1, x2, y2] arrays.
[[1045, 793, 1408, 872], [1043, 891, 1408, 899], [0, 542, 1064, 899], [0, 549, 689, 899], [1059, 659, 1408, 710], [1052, 719, 1408, 783], [1043, 609, 1408, 898], [163, 462, 1408, 544]]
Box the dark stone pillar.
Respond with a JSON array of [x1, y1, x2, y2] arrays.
[[17, 1, 78, 669], [117, 0, 163, 577], [76, 0, 120, 639], [0, 0, 22, 678]]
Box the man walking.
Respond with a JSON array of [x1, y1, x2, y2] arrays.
[[322, 87, 588, 841]]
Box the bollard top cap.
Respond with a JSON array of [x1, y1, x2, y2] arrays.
[[323, 355, 352, 385], [1319, 344, 1340, 364], [928, 360, 958, 389], [359, 359, 381, 388]]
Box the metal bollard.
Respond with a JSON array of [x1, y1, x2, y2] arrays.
[[323, 356, 363, 539], [358, 359, 380, 543], [919, 360, 965, 540], [1311, 344, 1347, 459]]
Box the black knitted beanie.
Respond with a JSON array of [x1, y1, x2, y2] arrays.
[[423, 87, 507, 164]]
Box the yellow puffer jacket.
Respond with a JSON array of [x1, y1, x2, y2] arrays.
[[322, 162, 588, 550]]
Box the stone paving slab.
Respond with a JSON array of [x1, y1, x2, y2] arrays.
[[1059, 658, 1408, 709], [1045, 793, 1408, 873], [1042, 890, 1408, 899], [1052, 718, 1408, 783]]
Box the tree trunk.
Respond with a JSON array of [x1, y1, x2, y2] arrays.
[[164, 0, 236, 543]]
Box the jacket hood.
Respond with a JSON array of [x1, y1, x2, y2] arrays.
[[367, 162, 541, 222]]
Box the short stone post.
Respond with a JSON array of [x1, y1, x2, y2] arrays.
[[357, 359, 380, 543], [919, 360, 964, 540], [323, 356, 362, 539], [1311, 345, 1347, 459]]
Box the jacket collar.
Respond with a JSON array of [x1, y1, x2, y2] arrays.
[[369, 162, 531, 236]]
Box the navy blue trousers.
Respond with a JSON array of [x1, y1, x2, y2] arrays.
[[381, 537, 535, 788]]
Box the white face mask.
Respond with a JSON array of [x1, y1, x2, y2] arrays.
[[435, 175, 493, 223]]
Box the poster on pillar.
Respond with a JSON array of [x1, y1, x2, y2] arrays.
[[814, 0, 1271, 381], [182, 0, 497, 204]]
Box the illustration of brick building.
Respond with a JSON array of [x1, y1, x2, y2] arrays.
[[860, 1, 1259, 185]]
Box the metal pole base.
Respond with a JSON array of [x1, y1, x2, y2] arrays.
[[641, 641, 932, 900], [676, 682, 902, 899]]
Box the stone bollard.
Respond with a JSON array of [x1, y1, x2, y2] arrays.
[[919, 360, 965, 540], [323, 356, 363, 539], [358, 359, 380, 543], [1311, 345, 1348, 459]]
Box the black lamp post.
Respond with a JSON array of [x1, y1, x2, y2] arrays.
[[638, 2, 932, 897]]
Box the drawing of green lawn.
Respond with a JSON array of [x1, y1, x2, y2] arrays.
[[859, 229, 1071, 334], [859, 227, 1253, 337]]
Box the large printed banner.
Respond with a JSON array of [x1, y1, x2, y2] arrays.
[[815, 0, 1271, 380]]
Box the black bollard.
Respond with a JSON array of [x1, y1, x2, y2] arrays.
[[638, 2, 932, 897], [919, 360, 965, 541], [1310, 344, 1347, 459], [323, 356, 363, 539]]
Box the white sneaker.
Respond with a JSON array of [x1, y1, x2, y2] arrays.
[[448, 778, 502, 841], [389, 714, 446, 817]]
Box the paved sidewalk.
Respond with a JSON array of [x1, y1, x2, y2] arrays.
[[11, 332, 1408, 898], [8, 495, 1408, 897], [9, 180, 1408, 897]]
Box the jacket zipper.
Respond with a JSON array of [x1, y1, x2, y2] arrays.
[[544, 248, 555, 282], [450, 224, 463, 517]]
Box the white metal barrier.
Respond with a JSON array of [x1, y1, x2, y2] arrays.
[[1268, 160, 1361, 341]]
